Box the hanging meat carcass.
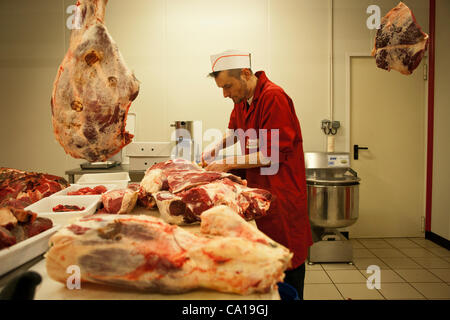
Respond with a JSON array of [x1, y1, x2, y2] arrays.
[[371, 2, 429, 75], [45, 205, 292, 295], [51, 0, 139, 162]]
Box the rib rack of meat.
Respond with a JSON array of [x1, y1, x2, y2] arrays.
[[138, 159, 245, 209], [0, 168, 69, 209], [51, 0, 139, 162], [155, 178, 272, 225], [138, 159, 271, 224], [371, 2, 428, 75], [45, 205, 292, 295]]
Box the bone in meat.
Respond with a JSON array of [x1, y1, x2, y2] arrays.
[[371, 2, 428, 75], [154, 178, 272, 225], [51, 0, 139, 162], [45, 206, 292, 295]]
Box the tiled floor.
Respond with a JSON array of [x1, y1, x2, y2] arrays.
[[304, 237, 450, 300]]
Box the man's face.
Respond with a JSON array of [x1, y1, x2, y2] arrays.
[[214, 71, 248, 104]]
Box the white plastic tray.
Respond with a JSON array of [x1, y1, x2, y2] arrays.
[[76, 172, 130, 189], [24, 196, 100, 227], [0, 225, 60, 276], [50, 183, 120, 197]]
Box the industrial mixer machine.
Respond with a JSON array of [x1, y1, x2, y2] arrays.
[[305, 152, 361, 264]]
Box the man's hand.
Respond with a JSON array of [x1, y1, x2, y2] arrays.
[[204, 159, 232, 172], [205, 153, 272, 172], [201, 147, 217, 168]]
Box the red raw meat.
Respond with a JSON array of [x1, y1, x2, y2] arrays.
[[23, 217, 53, 238], [0, 207, 18, 230], [52, 205, 85, 212], [0, 207, 52, 250], [45, 206, 292, 294], [93, 185, 107, 194], [67, 224, 91, 235], [138, 159, 271, 225], [0, 226, 16, 249], [127, 183, 140, 192], [138, 159, 245, 209], [137, 189, 156, 210], [0, 168, 69, 209], [371, 2, 429, 75], [8, 207, 37, 224], [101, 189, 138, 214], [51, 0, 139, 162], [155, 178, 271, 225], [68, 185, 107, 195], [167, 170, 245, 194]]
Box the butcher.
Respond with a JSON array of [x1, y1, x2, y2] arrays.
[[202, 50, 313, 299]]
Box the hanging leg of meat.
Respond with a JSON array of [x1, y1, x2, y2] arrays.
[[51, 0, 139, 162], [371, 2, 428, 75], [45, 206, 292, 295]]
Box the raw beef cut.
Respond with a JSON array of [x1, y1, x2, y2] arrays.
[[0, 226, 16, 249], [139, 159, 203, 195], [51, 0, 139, 162], [167, 170, 245, 194], [138, 158, 245, 209], [45, 206, 292, 294], [0, 168, 69, 209], [371, 2, 428, 75], [100, 189, 138, 214], [52, 205, 86, 212], [0, 206, 53, 250], [155, 178, 272, 225], [67, 185, 107, 195]]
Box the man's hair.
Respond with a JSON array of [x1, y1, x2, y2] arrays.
[[208, 68, 253, 79]]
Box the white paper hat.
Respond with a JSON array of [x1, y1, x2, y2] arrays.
[[210, 50, 251, 72]]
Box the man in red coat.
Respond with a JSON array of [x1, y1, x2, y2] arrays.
[[202, 50, 313, 299]]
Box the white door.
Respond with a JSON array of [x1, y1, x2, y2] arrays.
[[347, 56, 427, 238]]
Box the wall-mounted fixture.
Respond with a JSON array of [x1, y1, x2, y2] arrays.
[[321, 119, 340, 135]]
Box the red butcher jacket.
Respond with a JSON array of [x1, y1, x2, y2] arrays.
[[228, 71, 313, 269]]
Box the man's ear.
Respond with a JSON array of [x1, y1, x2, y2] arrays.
[[241, 68, 251, 80]]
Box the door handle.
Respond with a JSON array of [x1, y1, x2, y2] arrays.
[[354, 144, 368, 160]]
